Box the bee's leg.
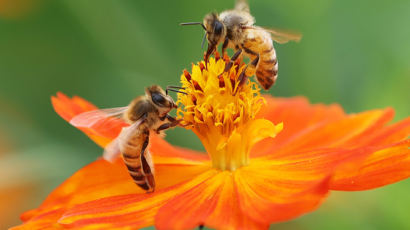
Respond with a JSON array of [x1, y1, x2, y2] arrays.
[[166, 114, 177, 122], [205, 44, 216, 63], [221, 37, 229, 57], [155, 115, 181, 133], [241, 45, 260, 76], [165, 115, 182, 127], [235, 46, 259, 93], [139, 128, 155, 192], [156, 123, 173, 133], [141, 129, 149, 154], [198, 224, 204, 230], [237, 55, 259, 88], [224, 49, 243, 72]]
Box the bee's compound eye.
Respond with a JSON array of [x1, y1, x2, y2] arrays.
[[214, 21, 223, 35], [151, 93, 166, 106]]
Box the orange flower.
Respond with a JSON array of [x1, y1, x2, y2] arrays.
[[12, 56, 410, 230]]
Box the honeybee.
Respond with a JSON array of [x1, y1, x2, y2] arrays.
[[181, 0, 301, 90], [70, 85, 184, 192]]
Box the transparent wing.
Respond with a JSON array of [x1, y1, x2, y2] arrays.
[[264, 27, 302, 44], [117, 118, 145, 147], [235, 0, 250, 12], [70, 107, 128, 128], [103, 118, 145, 162], [103, 138, 121, 163]]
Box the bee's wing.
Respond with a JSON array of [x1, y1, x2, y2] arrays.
[[235, 0, 250, 12], [70, 107, 128, 128], [103, 138, 121, 163], [263, 27, 302, 44], [103, 118, 145, 163]]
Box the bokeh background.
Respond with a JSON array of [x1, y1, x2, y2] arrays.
[[1, 0, 409, 229]]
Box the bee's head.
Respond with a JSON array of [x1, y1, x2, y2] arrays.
[[146, 85, 176, 115], [203, 13, 226, 47], [180, 13, 226, 62]]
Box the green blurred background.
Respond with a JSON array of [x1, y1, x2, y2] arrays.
[[0, 0, 409, 229]]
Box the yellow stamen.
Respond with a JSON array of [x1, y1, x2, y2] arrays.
[[177, 54, 283, 171]]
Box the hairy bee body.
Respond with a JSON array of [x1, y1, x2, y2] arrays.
[[240, 27, 278, 90], [119, 86, 178, 192], [119, 120, 154, 191], [70, 85, 179, 193], [219, 9, 254, 42], [216, 10, 278, 90], [183, 0, 300, 90]]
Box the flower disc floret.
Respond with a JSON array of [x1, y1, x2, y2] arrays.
[[177, 54, 283, 171]]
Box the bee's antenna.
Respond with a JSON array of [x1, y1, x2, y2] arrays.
[[180, 22, 206, 31], [167, 86, 185, 89], [167, 89, 188, 95], [166, 86, 187, 95]]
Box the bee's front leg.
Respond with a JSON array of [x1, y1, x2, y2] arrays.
[[205, 44, 216, 63], [224, 49, 243, 72], [221, 37, 229, 57], [156, 115, 181, 133]]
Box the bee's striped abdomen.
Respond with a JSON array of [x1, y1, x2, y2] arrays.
[[243, 29, 278, 90], [256, 42, 278, 90], [120, 126, 155, 192]]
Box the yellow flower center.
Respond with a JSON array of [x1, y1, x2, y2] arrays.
[[177, 54, 283, 171]]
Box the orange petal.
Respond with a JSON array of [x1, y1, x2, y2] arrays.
[[51, 92, 97, 122], [57, 170, 218, 229], [11, 208, 66, 230], [331, 140, 410, 191], [260, 107, 400, 158], [254, 96, 410, 191], [51, 92, 127, 148], [360, 117, 410, 146], [257, 135, 409, 192], [252, 96, 345, 157], [155, 157, 332, 230], [234, 165, 330, 223], [255, 97, 410, 159], [17, 152, 210, 229], [155, 171, 268, 230], [20, 159, 141, 223]]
